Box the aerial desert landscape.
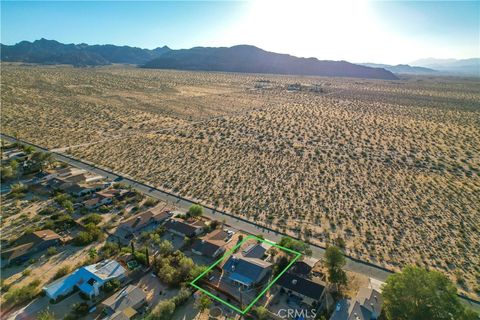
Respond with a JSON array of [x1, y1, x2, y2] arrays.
[[2, 64, 479, 298]]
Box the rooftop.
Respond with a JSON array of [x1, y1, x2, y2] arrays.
[[276, 272, 325, 300], [101, 284, 146, 312]]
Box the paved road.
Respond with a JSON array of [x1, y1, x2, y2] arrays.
[[2, 133, 479, 312]]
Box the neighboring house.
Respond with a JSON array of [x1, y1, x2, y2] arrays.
[[2, 150, 28, 163], [96, 189, 127, 201], [43, 259, 126, 300], [104, 309, 137, 320], [276, 272, 326, 307], [101, 284, 146, 318], [42, 167, 102, 184], [64, 182, 105, 197], [1, 230, 61, 267], [191, 229, 230, 258], [83, 189, 118, 210], [222, 254, 272, 288], [290, 256, 319, 278], [113, 205, 171, 244], [329, 288, 383, 320], [164, 218, 206, 238]]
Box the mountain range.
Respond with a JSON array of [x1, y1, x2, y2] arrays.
[[0, 38, 171, 66], [359, 63, 437, 75], [142, 45, 398, 80], [0, 39, 397, 80], [410, 58, 480, 76]]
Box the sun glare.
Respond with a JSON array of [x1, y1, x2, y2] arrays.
[[222, 0, 437, 64]]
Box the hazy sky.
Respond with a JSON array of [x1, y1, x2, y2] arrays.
[[1, 0, 479, 64]]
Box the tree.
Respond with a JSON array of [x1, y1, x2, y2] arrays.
[[82, 214, 102, 225], [1, 166, 14, 181], [382, 266, 475, 320], [196, 293, 212, 311], [278, 236, 312, 255], [158, 240, 174, 256], [149, 299, 176, 320], [254, 306, 269, 320], [324, 246, 347, 291], [37, 309, 55, 320], [145, 247, 150, 267], [47, 246, 58, 256], [88, 248, 97, 260], [103, 279, 121, 293], [187, 204, 204, 217]]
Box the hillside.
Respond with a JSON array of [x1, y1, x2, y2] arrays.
[[360, 63, 437, 75], [0, 39, 171, 66], [143, 45, 398, 80]]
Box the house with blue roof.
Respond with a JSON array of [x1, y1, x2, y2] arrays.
[[43, 259, 126, 301], [222, 254, 272, 288]]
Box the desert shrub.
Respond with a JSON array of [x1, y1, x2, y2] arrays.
[[37, 309, 55, 320], [47, 246, 58, 256], [82, 213, 102, 225], [52, 265, 71, 281], [21, 269, 32, 277], [99, 242, 120, 258], [4, 279, 41, 306], [143, 198, 158, 207], [72, 302, 89, 316], [73, 223, 103, 245]]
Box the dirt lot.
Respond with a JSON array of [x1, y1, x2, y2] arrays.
[[2, 64, 479, 298]]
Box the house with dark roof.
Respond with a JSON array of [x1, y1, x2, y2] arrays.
[[329, 288, 383, 320], [290, 256, 319, 278], [101, 284, 146, 318], [112, 204, 172, 244], [1, 230, 61, 267], [222, 254, 272, 288], [191, 229, 229, 258], [164, 218, 206, 238], [276, 272, 326, 307]]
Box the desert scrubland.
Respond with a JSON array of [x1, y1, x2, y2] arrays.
[[1, 64, 479, 297]]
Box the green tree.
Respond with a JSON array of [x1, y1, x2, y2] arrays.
[[82, 214, 102, 225], [254, 306, 269, 320], [158, 240, 174, 256], [324, 246, 347, 291], [37, 309, 55, 320], [149, 299, 176, 320], [382, 266, 476, 320], [278, 236, 312, 255], [88, 248, 97, 260], [103, 279, 121, 293], [196, 294, 212, 311], [1, 166, 14, 181], [187, 204, 204, 217]]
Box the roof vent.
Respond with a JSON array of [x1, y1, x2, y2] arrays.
[[292, 279, 297, 285]]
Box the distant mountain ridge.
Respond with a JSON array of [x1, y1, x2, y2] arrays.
[[142, 45, 398, 80], [0, 38, 171, 66], [410, 58, 479, 76], [359, 63, 437, 75], [1, 39, 398, 80]]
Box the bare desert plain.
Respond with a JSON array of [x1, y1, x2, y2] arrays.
[[1, 64, 479, 298]]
